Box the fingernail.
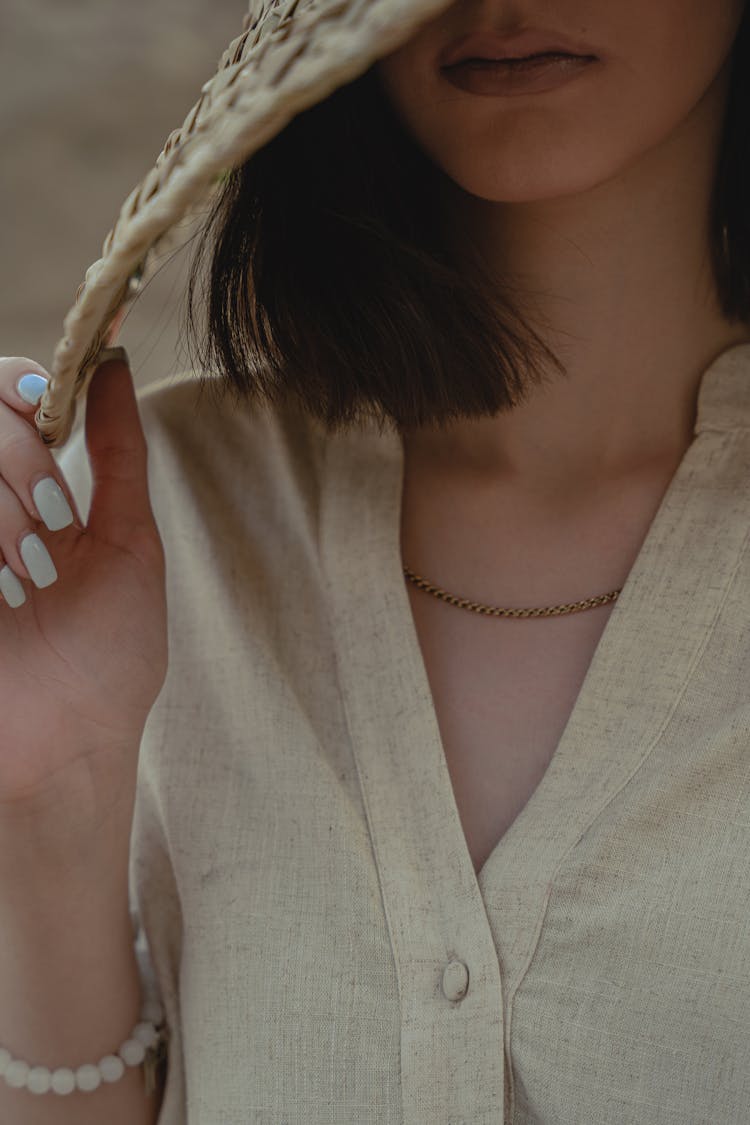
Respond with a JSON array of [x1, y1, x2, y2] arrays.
[[0, 565, 26, 608], [32, 477, 74, 532], [19, 534, 57, 588], [17, 372, 49, 406]]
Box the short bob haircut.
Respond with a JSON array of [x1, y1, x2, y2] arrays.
[[182, 9, 750, 436]]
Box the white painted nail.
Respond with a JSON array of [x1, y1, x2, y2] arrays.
[[32, 477, 74, 531], [0, 565, 26, 608], [17, 373, 49, 406], [19, 534, 57, 588]]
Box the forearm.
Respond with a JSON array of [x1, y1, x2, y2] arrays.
[[0, 842, 163, 1123]]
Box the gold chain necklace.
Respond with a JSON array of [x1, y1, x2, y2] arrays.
[[402, 566, 622, 618]]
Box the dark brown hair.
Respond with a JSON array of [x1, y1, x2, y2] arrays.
[[181, 9, 750, 435]]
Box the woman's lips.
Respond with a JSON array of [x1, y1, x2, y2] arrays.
[[440, 29, 600, 69], [441, 52, 598, 97]]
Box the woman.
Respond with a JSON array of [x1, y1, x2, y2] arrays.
[[0, 0, 749, 1121]]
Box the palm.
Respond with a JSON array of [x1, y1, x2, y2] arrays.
[[0, 521, 168, 809]]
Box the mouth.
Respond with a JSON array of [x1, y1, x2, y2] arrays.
[[440, 29, 600, 70], [440, 50, 599, 98]]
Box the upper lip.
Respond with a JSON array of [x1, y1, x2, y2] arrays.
[[440, 29, 599, 68]]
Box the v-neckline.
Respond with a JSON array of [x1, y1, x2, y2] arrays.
[[397, 439, 687, 882], [319, 342, 750, 1000], [394, 435, 697, 884]]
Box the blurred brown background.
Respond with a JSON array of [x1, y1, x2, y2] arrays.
[[1, 0, 245, 436]]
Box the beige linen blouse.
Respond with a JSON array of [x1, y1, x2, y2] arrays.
[[55, 342, 750, 1124]]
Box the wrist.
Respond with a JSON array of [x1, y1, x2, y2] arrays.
[[0, 769, 136, 891], [0, 870, 133, 975], [0, 905, 168, 1112]]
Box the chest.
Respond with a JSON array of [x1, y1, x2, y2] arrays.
[[405, 582, 616, 875]]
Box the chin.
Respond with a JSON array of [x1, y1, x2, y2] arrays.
[[437, 148, 620, 206]]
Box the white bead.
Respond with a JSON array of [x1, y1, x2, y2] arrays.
[[50, 1067, 76, 1095], [98, 1054, 125, 1082], [0, 1047, 10, 1075], [75, 1063, 102, 1091], [141, 996, 164, 1024], [119, 1038, 145, 1066], [26, 1066, 52, 1094], [5, 1059, 30, 1088], [133, 1021, 158, 1049]]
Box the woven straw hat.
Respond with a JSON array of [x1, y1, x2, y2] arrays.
[[37, 0, 455, 449]]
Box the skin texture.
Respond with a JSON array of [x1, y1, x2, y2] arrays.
[[375, 0, 750, 492]]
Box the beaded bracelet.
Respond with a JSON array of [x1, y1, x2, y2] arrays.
[[0, 994, 169, 1097], [0, 913, 169, 1097]]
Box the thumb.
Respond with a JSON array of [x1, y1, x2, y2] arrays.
[[83, 349, 155, 545]]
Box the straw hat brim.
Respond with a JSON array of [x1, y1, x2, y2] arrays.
[[37, 0, 454, 448]]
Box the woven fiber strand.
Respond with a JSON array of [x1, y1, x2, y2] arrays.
[[38, 0, 453, 449]]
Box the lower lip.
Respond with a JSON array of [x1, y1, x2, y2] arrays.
[[441, 53, 598, 98]]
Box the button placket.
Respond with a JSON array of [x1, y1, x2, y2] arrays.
[[321, 427, 507, 1122]]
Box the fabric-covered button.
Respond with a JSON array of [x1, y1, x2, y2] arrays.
[[441, 960, 470, 1002]]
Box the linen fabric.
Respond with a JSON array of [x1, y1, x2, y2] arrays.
[[55, 343, 750, 1124]]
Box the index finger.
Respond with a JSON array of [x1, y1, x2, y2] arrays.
[[0, 356, 83, 534]]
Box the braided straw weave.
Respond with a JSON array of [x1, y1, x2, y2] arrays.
[[38, 0, 453, 449]]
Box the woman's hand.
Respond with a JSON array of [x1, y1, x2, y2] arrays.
[[0, 353, 168, 847]]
